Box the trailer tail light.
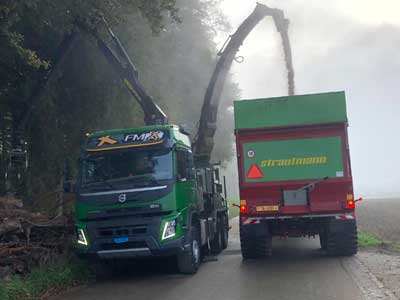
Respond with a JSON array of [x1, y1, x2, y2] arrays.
[[239, 199, 247, 213], [346, 199, 355, 209]]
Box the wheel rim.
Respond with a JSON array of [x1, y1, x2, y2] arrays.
[[192, 240, 200, 265]]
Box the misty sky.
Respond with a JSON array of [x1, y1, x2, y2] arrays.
[[218, 0, 400, 198]]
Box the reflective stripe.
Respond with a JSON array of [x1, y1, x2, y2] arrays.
[[335, 213, 355, 220], [80, 185, 167, 196], [242, 217, 260, 225], [242, 212, 356, 224]]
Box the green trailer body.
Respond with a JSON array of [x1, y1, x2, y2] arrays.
[[234, 91, 347, 130]]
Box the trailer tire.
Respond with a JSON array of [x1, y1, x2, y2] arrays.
[[326, 220, 358, 256], [240, 222, 272, 259], [177, 227, 201, 274], [319, 227, 328, 250], [255, 233, 272, 258], [240, 222, 256, 259]]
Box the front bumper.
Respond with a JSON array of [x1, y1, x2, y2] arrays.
[[76, 215, 184, 259]]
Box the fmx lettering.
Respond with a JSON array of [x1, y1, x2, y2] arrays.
[[124, 131, 164, 143]]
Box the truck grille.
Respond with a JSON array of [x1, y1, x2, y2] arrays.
[[99, 241, 147, 251], [96, 225, 147, 238]]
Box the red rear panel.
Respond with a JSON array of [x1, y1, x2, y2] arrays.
[[236, 123, 354, 217]]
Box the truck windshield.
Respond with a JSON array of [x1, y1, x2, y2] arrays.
[[81, 148, 172, 187]]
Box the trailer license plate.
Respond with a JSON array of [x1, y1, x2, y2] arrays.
[[113, 237, 128, 244], [256, 205, 279, 212]]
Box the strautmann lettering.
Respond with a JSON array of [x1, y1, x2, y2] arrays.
[[260, 156, 328, 167]]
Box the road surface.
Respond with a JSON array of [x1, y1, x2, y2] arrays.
[[55, 217, 365, 300]]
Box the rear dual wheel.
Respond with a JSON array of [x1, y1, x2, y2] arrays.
[[326, 220, 358, 256], [211, 215, 229, 254], [240, 221, 272, 259], [319, 227, 328, 250]]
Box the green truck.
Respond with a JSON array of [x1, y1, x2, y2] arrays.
[[75, 125, 229, 274], [234, 92, 359, 257]]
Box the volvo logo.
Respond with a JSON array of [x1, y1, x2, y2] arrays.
[[118, 193, 127, 203]]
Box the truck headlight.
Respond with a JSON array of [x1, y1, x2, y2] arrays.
[[76, 228, 88, 245], [162, 219, 176, 240]]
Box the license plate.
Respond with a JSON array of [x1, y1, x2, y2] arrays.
[[113, 237, 129, 244], [256, 205, 279, 212]]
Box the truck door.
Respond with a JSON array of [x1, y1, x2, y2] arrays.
[[175, 148, 197, 212]]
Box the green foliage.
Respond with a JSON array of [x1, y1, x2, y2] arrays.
[[358, 230, 382, 248], [0, 0, 240, 202], [0, 258, 89, 300]]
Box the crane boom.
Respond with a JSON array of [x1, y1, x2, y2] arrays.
[[93, 19, 168, 125], [193, 3, 295, 166]]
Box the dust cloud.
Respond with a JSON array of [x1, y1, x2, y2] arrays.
[[218, 0, 400, 199]]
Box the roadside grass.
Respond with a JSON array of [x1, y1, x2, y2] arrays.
[[0, 257, 89, 300], [358, 230, 383, 248]]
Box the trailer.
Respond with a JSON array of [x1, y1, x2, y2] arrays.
[[234, 91, 359, 258]]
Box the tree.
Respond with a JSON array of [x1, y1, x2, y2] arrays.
[[0, 0, 240, 205]]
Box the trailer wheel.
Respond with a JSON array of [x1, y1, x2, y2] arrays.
[[240, 222, 272, 259], [326, 220, 358, 256], [255, 233, 272, 258], [177, 227, 201, 274], [240, 222, 256, 259], [319, 227, 328, 250]]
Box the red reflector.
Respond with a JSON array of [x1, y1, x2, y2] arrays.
[[346, 200, 355, 209], [247, 164, 264, 179], [240, 205, 248, 213]]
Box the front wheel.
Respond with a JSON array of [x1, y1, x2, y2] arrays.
[[177, 227, 201, 274]]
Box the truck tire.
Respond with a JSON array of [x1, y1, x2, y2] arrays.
[[210, 219, 222, 254], [240, 222, 272, 259], [326, 220, 358, 256], [90, 259, 113, 279], [177, 227, 201, 274], [220, 215, 228, 250]]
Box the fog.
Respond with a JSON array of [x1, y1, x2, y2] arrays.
[[219, 0, 400, 199]]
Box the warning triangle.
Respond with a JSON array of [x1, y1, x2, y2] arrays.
[[247, 164, 264, 179]]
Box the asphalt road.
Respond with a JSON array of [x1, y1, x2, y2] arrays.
[[55, 217, 364, 300]]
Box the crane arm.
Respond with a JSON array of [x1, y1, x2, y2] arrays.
[[92, 19, 168, 125], [193, 3, 294, 166]]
